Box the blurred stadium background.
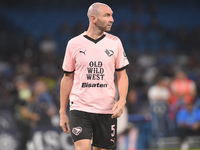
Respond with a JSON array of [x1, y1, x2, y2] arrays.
[[0, 0, 200, 150]]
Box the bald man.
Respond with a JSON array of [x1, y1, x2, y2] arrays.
[[59, 2, 129, 150]]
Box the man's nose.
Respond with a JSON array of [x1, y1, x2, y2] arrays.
[[110, 16, 114, 22]]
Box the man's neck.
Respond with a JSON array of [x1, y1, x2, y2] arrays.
[[86, 26, 104, 40]]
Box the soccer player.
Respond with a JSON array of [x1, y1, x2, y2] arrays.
[[59, 2, 129, 150]]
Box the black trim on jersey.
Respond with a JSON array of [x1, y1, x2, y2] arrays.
[[84, 34, 106, 44], [63, 70, 74, 74], [115, 65, 128, 72]]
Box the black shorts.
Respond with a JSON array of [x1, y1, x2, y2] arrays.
[[69, 110, 117, 149]]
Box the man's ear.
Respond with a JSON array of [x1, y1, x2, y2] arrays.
[[91, 15, 97, 24]]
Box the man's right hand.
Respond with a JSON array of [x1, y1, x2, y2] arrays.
[[60, 113, 70, 133]]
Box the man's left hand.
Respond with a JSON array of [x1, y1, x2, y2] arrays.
[[111, 100, 126, 118]]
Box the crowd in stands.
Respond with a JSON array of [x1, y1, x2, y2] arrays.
[[1, 0, 200, 150]]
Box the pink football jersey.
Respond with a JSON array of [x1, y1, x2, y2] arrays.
[[62, 32, 129, 114]]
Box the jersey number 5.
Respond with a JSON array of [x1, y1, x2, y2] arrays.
[[111, 124, 115, 137]]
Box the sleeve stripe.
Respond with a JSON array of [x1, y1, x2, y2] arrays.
[[115, 65, 129, 71], [63, 70, 75, 74]]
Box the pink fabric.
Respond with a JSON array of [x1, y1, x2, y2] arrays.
[[62, 32, 129, 114]]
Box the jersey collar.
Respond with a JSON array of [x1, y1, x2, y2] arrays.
[[83, 34, 106, 44]]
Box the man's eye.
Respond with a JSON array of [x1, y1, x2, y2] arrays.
[[105, 14, 110, 17]]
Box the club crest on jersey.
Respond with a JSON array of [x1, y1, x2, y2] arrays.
[[105, 49, 114, 57], [72, 127, 83, 136]]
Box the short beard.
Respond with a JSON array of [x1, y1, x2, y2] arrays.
[[95, 22, 111, 32]]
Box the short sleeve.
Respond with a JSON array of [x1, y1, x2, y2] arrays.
[[115, 39, 129, 71], [62, 42, 75, 72]]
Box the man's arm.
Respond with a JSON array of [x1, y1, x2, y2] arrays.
[[59, 73, 74, 133], [112, 69, 129, 118]]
